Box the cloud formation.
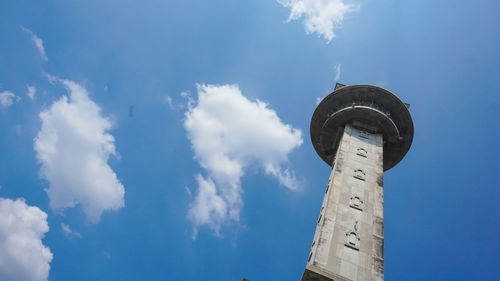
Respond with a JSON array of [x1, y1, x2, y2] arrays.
[[184, 84, 302, 237], [0, 91, 20, 109], [27, 85, 36, 100], [278, 0, 358, 42], [334, 63, 342, 81], [164, 96, 174, 108], [0, 198, 52, 281], [61, 223, 82, 239], [21, 27, 48, 61], [34, 78, 124, 223]]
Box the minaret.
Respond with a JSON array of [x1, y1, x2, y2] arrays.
[[301, 84, 414, 281]]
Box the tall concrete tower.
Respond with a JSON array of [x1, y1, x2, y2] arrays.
[[301, 84, 414, 281]]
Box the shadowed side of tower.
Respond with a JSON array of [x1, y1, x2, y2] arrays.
[[301, 84, 413, 281]]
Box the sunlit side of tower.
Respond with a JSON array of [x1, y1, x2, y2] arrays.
[[301, 84, 414, 281]]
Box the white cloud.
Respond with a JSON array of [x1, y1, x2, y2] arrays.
[[334, 63, 341, 81], [21, 27, 48, 61], [316, 97, 323, 105], [181, 91, 194, 109], [46, 74, 57, 84], [184, 186, 192, 197], [164, 95, 181, 110], [187, 175, 228, 238], [180, 91, 191, 99], [61, 223, 81, 239], [184, 84, 303, 238], [27, 85, 36, 100], [165, 95, 173, 107], [278, 0, 358, 42], [0, 91, 20, 109], [34, 77, 124, 223], [0, 198, 52, 281], [166, 94, 191, 111]]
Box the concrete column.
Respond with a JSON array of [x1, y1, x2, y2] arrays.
[[302, 124, 384, 281]]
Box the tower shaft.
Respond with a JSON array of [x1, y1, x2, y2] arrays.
[[302, 124, 384, 281]]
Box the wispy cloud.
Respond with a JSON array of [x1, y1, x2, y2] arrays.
[[334, 63, 341, 81], [0, 91, 20, 109], [278, 0, 358, 42], [46, 73, 58, 84], [61, 223, 82, 239], [0, 198, 52, 281], [316, 97, 323, 105], [21, 26, 48, 61], [165, 94, 191, 111], [165, 95, 183, 110], [165, 95, 174, 107], [184, 84, 303, 238], [27, 85, 37, 100], [34, 76, 125, 223], [184, 186, 193, 197]]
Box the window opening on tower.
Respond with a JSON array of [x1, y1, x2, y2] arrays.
[[357, 147, 368, 158], [354, 169, 366, 181]]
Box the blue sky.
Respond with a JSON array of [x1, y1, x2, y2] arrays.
[[0, 0, 499, 280]]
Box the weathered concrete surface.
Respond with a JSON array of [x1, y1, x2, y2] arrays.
[[301, 124, 384, 281]]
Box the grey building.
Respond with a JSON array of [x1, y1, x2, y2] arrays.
[[301, 84, 414, 281]]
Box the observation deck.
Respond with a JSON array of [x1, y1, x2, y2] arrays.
[[310, 84, 414, 171]]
